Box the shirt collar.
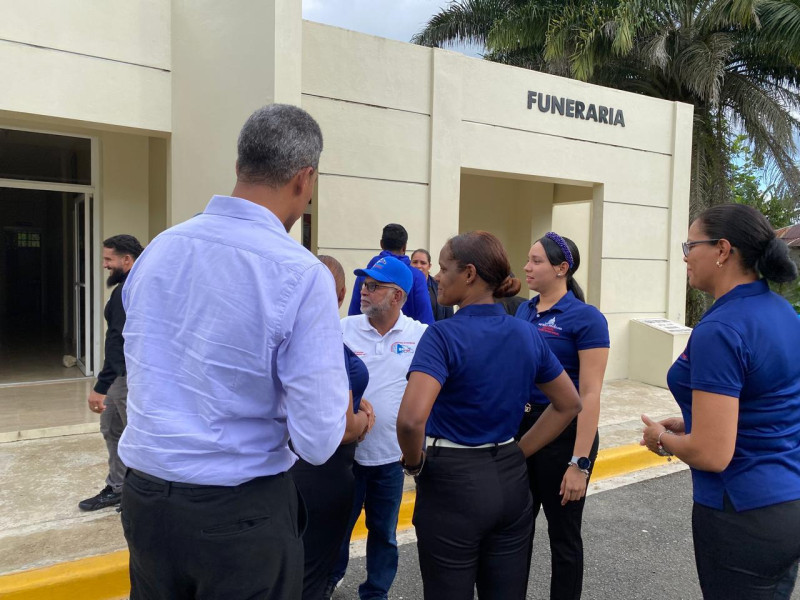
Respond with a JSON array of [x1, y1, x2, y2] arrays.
[[702, 279, 769, 319], [358, 313, 407, 334], [453, 303, 506, 317], [528, 290, 576, 314], [203, 195, 285, 231]]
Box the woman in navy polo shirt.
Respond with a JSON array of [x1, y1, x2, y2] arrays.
[[516, 232, 609, 600], [396, 231, 582, 600], [290, 255, 374, 600], [641, 204, 800, 599]]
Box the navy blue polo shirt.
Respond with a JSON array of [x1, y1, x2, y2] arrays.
[[667, 279, 800, 511], [408, 303, 564, 445], [516, 291, 609, 404], [345, 345, 369, 414]]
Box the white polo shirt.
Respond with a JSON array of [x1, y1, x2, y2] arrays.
[[341, 313, 428, 466]]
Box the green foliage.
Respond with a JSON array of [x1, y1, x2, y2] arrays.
[[771, 278, 800, 313], [414, 0, 800, 325], [729, 134, 799, 228]]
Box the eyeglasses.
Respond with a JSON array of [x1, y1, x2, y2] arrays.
[[361, 281, 399, 293], [681, 239, 720, 257]]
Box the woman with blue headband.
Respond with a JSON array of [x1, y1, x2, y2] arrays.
[[516, 232, 609, 600]]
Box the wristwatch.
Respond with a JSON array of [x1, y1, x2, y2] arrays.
[[568, 455, 591, 478]]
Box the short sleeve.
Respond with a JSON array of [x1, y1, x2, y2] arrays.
[[689, 321, 749, 397], [575, 305, 610, 350], [529, 325, 565, 384], [408, 325, 449, 385]]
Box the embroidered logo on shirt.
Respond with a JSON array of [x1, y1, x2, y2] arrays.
[[391, 342, 416, 355], [538, 316, 563, 336]]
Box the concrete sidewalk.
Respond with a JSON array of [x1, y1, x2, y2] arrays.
[[0, 379, 680, 598]]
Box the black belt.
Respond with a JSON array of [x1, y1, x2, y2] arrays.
[[129, 468, 223, 489]]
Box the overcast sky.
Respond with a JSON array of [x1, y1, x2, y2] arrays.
[[301, 0, 483, 56]]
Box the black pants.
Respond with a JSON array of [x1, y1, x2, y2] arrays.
[[518, 405, 599, 600], [692, 495, 800, 599], [291, 442, 356, 600], [413, 441, 533, 600], [121, 468, 305, 600]]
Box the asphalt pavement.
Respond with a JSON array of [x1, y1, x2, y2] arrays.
[[334, 470, 800, 600]]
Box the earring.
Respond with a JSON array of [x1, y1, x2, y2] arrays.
[[556, 273, 564, 278], [716, 261, 723, 268]]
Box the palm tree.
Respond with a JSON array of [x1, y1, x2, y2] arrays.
[[415, 0, 800, 322]]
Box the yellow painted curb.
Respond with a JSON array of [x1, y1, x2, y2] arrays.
[[0, 550, 129, 600], [592, 443, 675, 481], [0, 443, 672, 600], [351, 488, 416, 542]]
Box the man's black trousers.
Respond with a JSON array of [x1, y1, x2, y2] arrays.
[[121, 468, 305, 600]]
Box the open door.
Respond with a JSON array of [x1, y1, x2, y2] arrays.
[[72, 193, 93, 375]]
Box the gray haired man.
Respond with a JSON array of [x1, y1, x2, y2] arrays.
[[118, 105, 349, 599]]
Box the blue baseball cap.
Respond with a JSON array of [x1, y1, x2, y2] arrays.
[[354, 256, 412, 294]]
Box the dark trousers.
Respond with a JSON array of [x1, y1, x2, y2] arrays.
[[413, 442, 533, 600], [121, 469, 305, 600], [518, 406, 599, 600], [692, 495, 800, 600], [291, 442, 356, 600], [331, 461, 405, 600]]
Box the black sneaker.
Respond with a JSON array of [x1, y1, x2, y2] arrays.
[[78, 485, 121, 511]]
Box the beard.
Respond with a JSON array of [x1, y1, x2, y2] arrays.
[[361, 292, 395, 319], [106, 268, 126, 287]]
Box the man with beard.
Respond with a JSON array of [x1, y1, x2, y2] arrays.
[[79, 234, 143, 511], [328, 256, 427, 600]]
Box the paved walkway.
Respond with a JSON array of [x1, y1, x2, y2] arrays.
[[0, 379, 679, 576]]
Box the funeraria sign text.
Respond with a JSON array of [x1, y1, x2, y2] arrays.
[[527, 91, 625, 127]]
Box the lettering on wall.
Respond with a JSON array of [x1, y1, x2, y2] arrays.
[[527, 91, 626, 127]]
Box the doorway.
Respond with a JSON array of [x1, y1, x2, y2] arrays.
[[0, 188, 93, 384]]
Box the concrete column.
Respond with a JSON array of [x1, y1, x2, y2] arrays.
[[665, 102, 693, 324], [587, 185, 604, 307], [170, 0, 303, 226], [428, 49, 463, 256]]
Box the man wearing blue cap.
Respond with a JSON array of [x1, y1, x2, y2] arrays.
[[347, 223, 435, 325], [327, 256, 428, 600]]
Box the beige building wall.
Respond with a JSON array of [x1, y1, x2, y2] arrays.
[[0, 0, 693, 384], [301, 20, 693, 378]]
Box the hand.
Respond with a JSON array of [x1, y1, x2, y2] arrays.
[[88, 390, 106, 414], [658, 417, 685, 434], [359, 399, 376, 432], [640, 414, 666, 454], [560, 465, 588, 505]]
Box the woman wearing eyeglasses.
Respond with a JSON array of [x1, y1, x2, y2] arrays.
[[641, 204, 800, 600], [515, 232, 609, 600], [397, 231, 582, 599]]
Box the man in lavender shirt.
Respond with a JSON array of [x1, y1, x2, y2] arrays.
[[118, 105, 349, 600]]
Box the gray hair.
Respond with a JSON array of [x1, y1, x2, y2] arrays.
[[237, 104, 323, 187]]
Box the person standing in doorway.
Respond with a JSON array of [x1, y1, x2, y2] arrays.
[[347, 224, 434, 325], [79, 234, 143, 511], [329, 256, 428, 600], [411, 248, 453, 321], [119, 104, 349, 600], [516, 232, 609, 600]]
